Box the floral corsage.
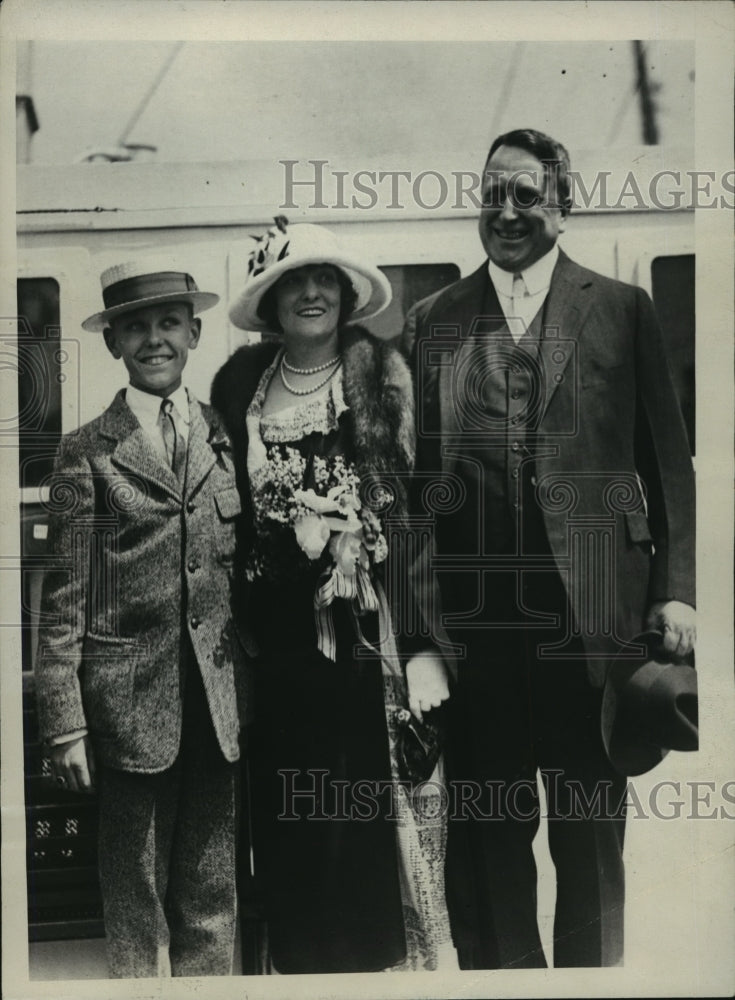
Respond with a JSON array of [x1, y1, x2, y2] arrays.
[[249, 450, 391, 659]]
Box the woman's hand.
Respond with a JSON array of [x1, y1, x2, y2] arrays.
[[406, 648, 450, 721]]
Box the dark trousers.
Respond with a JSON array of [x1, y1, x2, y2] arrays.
[[97, 663, 237, 978], [444, 568, 627, 968]]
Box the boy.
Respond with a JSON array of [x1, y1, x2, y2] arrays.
[[35, 259, 252, 978]]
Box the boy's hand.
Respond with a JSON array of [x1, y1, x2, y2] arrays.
[[406, 648, 450, 722], [50, 735, 96, 794]]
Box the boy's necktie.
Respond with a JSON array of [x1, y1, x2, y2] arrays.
[[159, 398, 185, 482]]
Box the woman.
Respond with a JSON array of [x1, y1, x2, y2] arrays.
[[212, 220, 456, 974]]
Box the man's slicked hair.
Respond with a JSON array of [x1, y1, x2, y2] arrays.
[[485, 128, 573, 214]]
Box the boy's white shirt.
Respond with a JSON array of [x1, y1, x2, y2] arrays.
[[125, 382, 191, 457]]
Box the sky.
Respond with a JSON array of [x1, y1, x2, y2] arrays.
[[20, 40, 694, 166]]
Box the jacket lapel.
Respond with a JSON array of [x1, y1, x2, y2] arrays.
[[101, 390, 181, 501], [185, 394, 218, 499], [538, 250, 594, 422], [435, 264, 493, 474]]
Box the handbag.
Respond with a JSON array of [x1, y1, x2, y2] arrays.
[[395, 707, 443, 786]]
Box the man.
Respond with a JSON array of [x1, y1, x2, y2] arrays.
[[402, 129, 695, 968], [36, 259, 253, 977]]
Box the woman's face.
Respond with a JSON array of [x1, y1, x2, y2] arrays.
[[274, 264, 341, 341]]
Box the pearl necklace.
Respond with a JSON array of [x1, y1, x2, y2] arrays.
[[279, 356, 342, 396], [282, 354, 340, 375]]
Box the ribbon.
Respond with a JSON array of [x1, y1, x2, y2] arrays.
[[313, 563, 379, 661]]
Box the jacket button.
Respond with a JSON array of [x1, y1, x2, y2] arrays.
[[187, 501, 196, 513], [187, 559, 198, 573], [190, 616, 200, 630]]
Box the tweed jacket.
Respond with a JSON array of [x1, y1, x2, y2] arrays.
[[36, 389, 253, 772], [211, 325, 451, 662], [403, 250, 695, 683]]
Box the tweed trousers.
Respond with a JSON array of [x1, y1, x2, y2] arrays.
[[97, 657, 237, 978]]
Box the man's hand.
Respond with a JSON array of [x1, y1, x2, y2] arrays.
[[645, 600, 696, 659], [406, 648, 450, 721], [50, 735, 96, 794]]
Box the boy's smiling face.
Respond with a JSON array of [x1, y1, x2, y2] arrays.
[[103, 302, 201, 397]]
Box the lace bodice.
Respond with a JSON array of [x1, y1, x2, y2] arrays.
[[246, 349, 349, 477], [245, 349, 354, 585]]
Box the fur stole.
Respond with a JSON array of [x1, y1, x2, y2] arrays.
[[211, 325, 415, 517]]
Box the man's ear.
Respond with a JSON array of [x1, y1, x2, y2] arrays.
[[103, 327, 121, 359], [188, 316, 202, 350]]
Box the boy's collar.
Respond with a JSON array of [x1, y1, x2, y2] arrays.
[[126, 383, 190, 422]]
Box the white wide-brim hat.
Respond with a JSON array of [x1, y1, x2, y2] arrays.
[[82, 257, 219, 332], [228, 222, 392, 333]]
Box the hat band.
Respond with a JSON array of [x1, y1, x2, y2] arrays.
[[102, 271, 199, 310]]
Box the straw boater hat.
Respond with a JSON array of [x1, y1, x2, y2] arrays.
[[601, 630, 698, 777], [82, 258, 220, 332], [228, 218, 392, 333]]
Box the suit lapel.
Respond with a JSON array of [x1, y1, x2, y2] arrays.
[[538, 250, 594, 422], [435, 264, 494, 474], [101, 391, 181, 501], [185, 393, 218, 499], [432, 253, 595, 463]]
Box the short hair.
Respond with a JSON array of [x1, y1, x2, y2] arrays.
[[257, 265, 359, 334], [105, 299, 195, 333], [485, 128, 572, 213]]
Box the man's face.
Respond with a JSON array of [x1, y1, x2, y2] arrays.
[[103, 302, 200, 397], [479, 144, 566, 272]]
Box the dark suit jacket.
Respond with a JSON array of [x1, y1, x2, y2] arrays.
[[36, 389, 254, 772], [403, 250, 695, 684]]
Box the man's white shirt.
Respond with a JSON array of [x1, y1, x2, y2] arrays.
[[488, 244, 559, 344]]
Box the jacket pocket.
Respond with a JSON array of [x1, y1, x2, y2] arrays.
[[214, 487, 242, 564], [581, 362, 625, 390], [214, 487, 242, 520], [624, 510, 653, 546], [81, 634, 143, 739]]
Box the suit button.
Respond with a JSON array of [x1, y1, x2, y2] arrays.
[[187, 501, 196, 513], [187, 558, 199, 573], [190, 616, 200, 630]]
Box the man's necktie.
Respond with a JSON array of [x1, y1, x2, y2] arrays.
[[509, 272, 528, 318], [160, 398, 185, 482], [507, 272, 529, 343]]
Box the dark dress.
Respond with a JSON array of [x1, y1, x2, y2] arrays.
[[244, 353, 454, 974]]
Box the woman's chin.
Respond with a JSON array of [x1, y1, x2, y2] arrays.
[[284, 321, 340, 343]]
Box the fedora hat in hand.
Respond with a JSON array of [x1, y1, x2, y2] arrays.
[[228, 218, 392, 333], [601, 630, 698, 777], [82, 257, 220, 332]]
